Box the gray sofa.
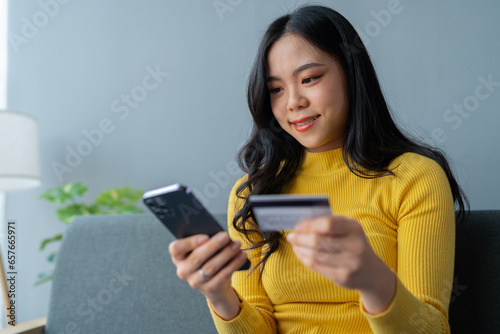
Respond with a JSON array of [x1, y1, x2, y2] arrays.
[[1, 210, 499, 333], [3, 213, 218, 334]]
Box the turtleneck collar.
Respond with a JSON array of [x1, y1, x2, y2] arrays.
[[299, 148, 346, 175]]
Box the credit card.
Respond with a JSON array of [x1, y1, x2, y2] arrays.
[[249, 194, 331, 231]]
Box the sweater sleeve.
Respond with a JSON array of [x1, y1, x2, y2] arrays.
[[208, 177, 278, 333], [360, 154, 456, 333]]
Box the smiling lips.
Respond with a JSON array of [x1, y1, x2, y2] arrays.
[[291, 115, 320, 132]]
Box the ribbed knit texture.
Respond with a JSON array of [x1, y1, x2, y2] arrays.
[[209, 148, 455, 333]]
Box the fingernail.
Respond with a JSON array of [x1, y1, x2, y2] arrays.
[[286, 233, 295, 241], [232, 240, 241, 250], [196, 235, 209, 244]]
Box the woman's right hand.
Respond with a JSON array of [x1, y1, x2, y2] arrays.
[[168, 231, 248, 319]]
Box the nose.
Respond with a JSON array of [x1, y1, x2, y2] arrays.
[[287, 86, 309, 111]]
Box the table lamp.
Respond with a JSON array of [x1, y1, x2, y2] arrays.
[[0, 109, 41, 327]]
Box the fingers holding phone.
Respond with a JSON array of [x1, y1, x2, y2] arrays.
[[169, 231, 248, 299], [144, 184, 249, 303], [168, 233, 209, 263]]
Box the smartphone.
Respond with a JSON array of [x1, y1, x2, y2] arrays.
[[143, 183, 250, 270]]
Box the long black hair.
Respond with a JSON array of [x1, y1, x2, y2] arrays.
[[233, 5, 469, 275]]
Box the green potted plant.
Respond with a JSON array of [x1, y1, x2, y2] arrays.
[[36, 182, 144, 285]]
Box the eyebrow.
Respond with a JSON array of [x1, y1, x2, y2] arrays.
[[266, 62, 326, 83]]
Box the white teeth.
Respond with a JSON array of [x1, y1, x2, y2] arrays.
[[295, 116, 319, 126]]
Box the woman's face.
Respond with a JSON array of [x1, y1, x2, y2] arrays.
[[266, 34, 349, 152]]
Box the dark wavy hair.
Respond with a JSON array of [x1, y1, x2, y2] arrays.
[[233, 5, 469, 275]]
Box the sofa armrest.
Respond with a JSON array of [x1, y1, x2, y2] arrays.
[[0, 318, 46, 334]]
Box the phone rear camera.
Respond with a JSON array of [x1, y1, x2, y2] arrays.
[[156, 197, 167, 205]]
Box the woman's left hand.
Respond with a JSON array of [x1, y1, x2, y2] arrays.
[[286, 215, 396, 313]]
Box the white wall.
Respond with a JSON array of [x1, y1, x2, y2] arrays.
[[4, 0, 500, 322], [0, 0, 6, 108]]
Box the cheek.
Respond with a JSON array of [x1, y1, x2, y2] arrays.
[[314, 88, 348, 120], [270, 99, 288, 126], [311, 87, 336, 107]]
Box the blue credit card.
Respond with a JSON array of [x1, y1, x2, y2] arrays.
[[249, 194, 332, 231]]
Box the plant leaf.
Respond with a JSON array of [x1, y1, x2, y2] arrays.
[[47, 251, 58, 263], [65, 182, 88, 198], [39, 188, 72, 204], [34, 272, 53, 286], [57, 204, 94, 224], [39, 182, 88, 204], [86, 204, 101, 215], [40, 234, 63, 250], [96, 186, 143, 209]]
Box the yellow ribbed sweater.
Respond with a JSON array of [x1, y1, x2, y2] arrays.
[[210, 148, 455, 334]]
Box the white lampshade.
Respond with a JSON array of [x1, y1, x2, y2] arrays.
[[0, 110, 41, 191]]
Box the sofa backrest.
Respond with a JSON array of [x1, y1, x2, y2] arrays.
[[449, 210, 500, 333], [45, 213, 218, 334]]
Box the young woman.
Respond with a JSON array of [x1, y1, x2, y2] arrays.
[[169, 5, 468, 333]]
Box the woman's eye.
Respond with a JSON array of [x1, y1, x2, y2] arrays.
[[269, 87, 283, 94], [302, 75, 322, 84]]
